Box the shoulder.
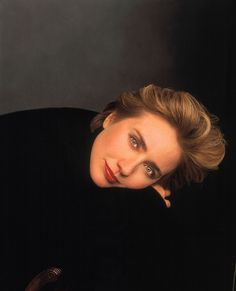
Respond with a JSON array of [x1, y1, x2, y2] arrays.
[[0, 107, 98, 138], [0, 107, 97, 125]]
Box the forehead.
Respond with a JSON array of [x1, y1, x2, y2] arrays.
[[120, 112, 182, 173]]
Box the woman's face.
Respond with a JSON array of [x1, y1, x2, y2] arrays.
[[90, 111, 182, 189]]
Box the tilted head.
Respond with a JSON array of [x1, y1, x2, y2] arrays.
[[90, 84, 226, 191]]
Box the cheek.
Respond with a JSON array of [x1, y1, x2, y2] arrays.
[[105, 133, 128, 155]]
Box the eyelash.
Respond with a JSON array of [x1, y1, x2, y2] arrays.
[[129, 134, 158, 180]]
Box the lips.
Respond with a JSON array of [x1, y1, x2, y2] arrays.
[[104, 161, 119, 184]]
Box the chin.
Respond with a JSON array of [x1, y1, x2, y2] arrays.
[[90, 169, 107, 188]]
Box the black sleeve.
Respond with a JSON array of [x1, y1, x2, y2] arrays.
[[119, 187, 176, 291], [74, 185, 175, 291]]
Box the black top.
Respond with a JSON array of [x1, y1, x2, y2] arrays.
[[0, 108, 173, 291]]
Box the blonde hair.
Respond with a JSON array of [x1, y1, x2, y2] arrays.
[[90, 84, 226, 190]]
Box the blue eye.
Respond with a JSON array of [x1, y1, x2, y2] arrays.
[[129, 135, 139, 149], [143, 163, 160, 180], [144, 163, 154, 176]]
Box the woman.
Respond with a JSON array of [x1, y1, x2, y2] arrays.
[[89, 84, 225, 203], [0, 84, 225, 291]]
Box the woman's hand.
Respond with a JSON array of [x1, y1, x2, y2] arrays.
[[152, 183, 171, 208]]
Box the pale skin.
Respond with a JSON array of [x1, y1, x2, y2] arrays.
[[89, 111, 182, 208]]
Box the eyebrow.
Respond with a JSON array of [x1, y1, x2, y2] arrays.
[[133, 128, 163, 177]]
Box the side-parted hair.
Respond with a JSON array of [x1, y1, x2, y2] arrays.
[[90, 84, 226, 191]]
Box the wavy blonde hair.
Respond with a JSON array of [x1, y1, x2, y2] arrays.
[[90, 84, 226, 190]]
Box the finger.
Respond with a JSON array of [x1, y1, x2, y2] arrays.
[[164, 198, 171, 208]]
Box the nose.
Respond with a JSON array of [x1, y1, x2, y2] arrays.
[[117, 156, 143, 177]]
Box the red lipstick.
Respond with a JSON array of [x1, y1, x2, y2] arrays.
[[104, 161, 118, 184]]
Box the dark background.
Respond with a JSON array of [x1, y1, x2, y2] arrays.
[[0, 0, 235, 290]]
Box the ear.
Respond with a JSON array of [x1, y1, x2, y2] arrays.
[[103, 112, 117, 129], [152, 183, 171, 208]]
